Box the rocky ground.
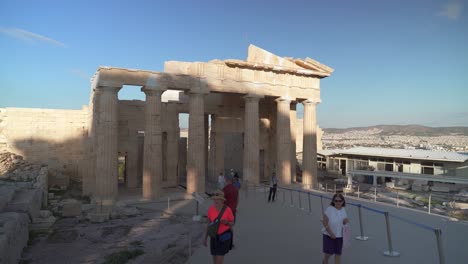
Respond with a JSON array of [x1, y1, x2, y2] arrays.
[[21, 204, 205, 264]]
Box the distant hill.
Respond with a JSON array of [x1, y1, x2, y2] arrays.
[[323, 125, 468, 137]]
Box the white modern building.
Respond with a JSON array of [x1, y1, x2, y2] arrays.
[[319, 147, 468, 190]]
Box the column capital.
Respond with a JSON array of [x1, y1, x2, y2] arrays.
[[302, 98, 321, 105], [275, 96, 292, 104], [243, 94, 263, 102], [96, 86, 122, 94], [141, 87, 166, 96]]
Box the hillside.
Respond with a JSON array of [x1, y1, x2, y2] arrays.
[[323, 125, 468, 137]]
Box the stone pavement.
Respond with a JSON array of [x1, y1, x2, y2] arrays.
[[188, 185, 468, 264]]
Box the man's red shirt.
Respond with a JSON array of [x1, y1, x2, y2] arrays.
[[223, 183, 238, 214]]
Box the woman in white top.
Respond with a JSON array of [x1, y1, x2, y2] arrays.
[[321, 193, 349, 264]]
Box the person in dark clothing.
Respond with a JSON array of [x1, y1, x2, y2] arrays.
[[268, 172, 278, 202], [222, 174, 239, 219]]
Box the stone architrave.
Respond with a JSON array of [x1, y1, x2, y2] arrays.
[[243, 94, 262, 185], [187, 91, 207, 194], [276, 97, 292, 185], [142, 87, 166, 199], [290, 102, 297, 182], [94, 86, 121, 205], [302, 99, 319, 189]]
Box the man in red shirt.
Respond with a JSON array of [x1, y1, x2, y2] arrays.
[[222, 174, 239, 221]]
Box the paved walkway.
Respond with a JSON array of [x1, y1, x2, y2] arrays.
[[188, 185, 468, 264]]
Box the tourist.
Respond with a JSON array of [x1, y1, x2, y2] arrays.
[[233, 174, 241, 190], [321, 193, 349, 264], [203, 191, 234, 264], [218, 172, 225, 190], [223, 174, 239, 220], [268, 172, 278, 202]]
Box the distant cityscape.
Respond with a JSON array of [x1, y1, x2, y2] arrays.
[[322, 126, 468, 152]]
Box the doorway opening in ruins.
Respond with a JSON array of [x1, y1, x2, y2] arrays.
[[118, 153, 127, 186], [224, 132, 244, 178]]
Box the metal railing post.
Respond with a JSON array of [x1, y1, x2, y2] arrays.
[[435, 228, 445, 264], [357, 185, 360, 199], [320, 195, 324, 217], [374, 187, 377, 202], [282, 189, 286, 205], [428, 193, 432, 215], [325, 183, 328, 193], [308, 192, 312, 214], [355, 204, 369, 241], [289, 189, 294, 207], [383, 212, 400, 257], [397, 191, 399, 207]]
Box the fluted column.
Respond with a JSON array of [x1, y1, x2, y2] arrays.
[[83, 88, 100, 196], [95, 86, 121, 204], [142, 87, 165, 199], [302, 99, 319, 189], [187, 92, 206, 194], [126, 131, 139, 188], [243, 95, 261, 185], [290, 102, 297, 182], [276, 97, 292, 185], [166, 102, 179, 187]]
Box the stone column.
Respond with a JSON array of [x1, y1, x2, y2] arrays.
[[302, 99, 319, 189], [94, 86, 121, 205], [83, 88, 100, 196], [204, 114, 209, 181], [166, 102, 179, 187], [214, 120, 225, 177], [142, 87, 165, 199], [126, 131, 139, 188], [276, 97, 292, 185], [290, 102, 297, 182], [243, 95, 261, 185], [187, 92, 206, 194]]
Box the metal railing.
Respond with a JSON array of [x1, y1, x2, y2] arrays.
[[239, 182, 445, 264]]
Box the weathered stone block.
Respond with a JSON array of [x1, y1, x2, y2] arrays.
[[30, 215, 56, 231], [0, 212, 29, 264], [61, 200, 82, 217], [0, 187, 15, 211], [431, 185, 450, 193], [4, 188, 42, 219], [88, 212, 109, 223]]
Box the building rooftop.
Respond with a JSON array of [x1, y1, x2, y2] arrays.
[[319, 147, 468, 163]]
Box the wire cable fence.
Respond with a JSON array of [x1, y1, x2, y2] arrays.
[[239, 181, 446, 264]]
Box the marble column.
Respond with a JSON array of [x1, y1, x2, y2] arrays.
[[166, 102, 180, 187], [142, 87, 165, 199], [95, 86, 121, 204], [302, 99, 319, 189], [214, 121, 225, 177], [276, 97, 292, 185], [83, 88, 100, 196], [187, 92, 206, 194], [204, 114, 209, 181], [126, 131, 139, 188], [290, 102, 297, 183], [243, 95, 261, 185]]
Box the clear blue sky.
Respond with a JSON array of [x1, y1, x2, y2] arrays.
[[1, 0, 467, 128]]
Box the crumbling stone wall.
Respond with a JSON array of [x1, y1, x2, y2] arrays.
[[0, 107, 88, 181]]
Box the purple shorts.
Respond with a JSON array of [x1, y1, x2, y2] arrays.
[[323, 234, 343, 255]]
